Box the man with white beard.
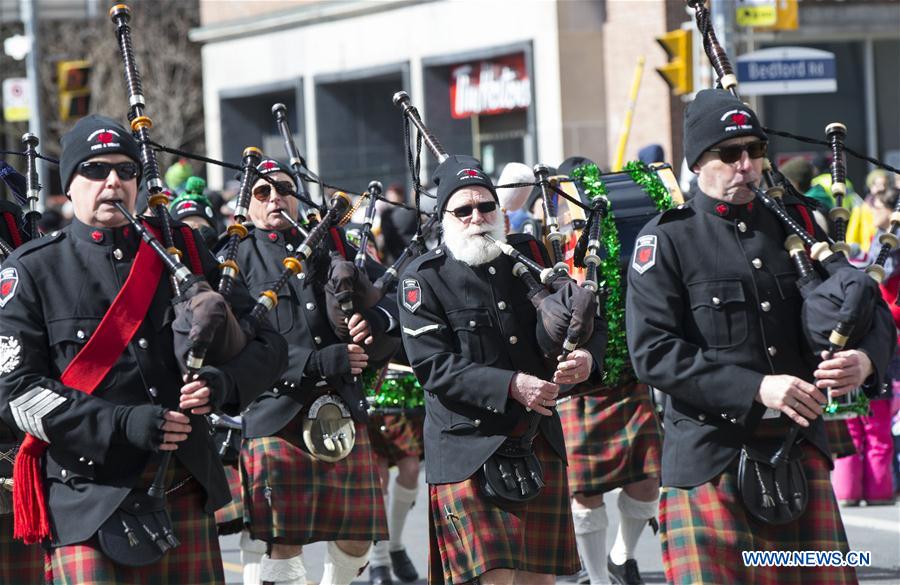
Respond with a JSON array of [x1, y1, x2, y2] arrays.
[[399, 155, 607, 585]]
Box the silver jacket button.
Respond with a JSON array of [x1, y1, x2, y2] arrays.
[[760, 301, 772, 312], [711, 297, 721, 306], [509, 336, 518, 344], [751, 258, 762, 269], [314, 336, 323, 345], [76, 330, 86, 340], [497, 301, 507, 310], [473, 419, 481, 427], [768, 346, 778, 356], [306, 302, 316, 311], [138, 338, 149, 349], [113, 248, 124, 260], [469, 320, 477, 327], [488, 266, 496, 275], [698, 413, 707, 421], [149, 387, 158, 398], [738, 221, 748, 232]]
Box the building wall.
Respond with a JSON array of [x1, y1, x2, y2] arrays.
[[199, 0, 310, 27], [602, 0, 677, 169], [196, 0, 564, 188]]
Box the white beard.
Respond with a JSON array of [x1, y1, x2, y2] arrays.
[[442, 213, 506, 266]]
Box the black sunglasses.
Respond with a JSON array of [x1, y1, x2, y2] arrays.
[[445, 201, 498, 219], [708, 141, 768, 164], [252, 181, 296, 201], [77, 161, 140, 181]]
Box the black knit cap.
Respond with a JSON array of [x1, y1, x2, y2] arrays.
[[59, 114, 141, 192], [256, 158, 293, 178], [432, 155, 496, 214], [683, 89, 767, 169]]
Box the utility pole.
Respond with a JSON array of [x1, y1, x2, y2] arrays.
[[21, 0, 48, 203]]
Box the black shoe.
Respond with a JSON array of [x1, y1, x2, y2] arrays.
[[390, 549, 419, 582], [576, 567, 590, 584], [370, 564, 394, 585], [607, 554, 644, 585]]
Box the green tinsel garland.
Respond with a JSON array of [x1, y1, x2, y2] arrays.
[[571, 161, 674, 386], [362, 368, 425, 410]]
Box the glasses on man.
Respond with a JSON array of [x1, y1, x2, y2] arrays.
[[707, 141, 768, 164], [77, 161, 140, 181], [445, 201, 498, 219], [252, 181, 296, 201]]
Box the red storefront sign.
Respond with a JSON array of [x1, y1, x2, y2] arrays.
[[450, 53, 531, 119]]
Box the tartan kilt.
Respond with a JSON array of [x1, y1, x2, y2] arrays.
[[241, 416, 388, 545], [366, 410, 425, 465], [659, 443, 855, 585], [825, 419, 857, 459], [559, 379, 662, 494], [428, 435, 579, 584], [47, 479, 224, 585], [214, 464, 243, 536], [0, 511, 46, 584]]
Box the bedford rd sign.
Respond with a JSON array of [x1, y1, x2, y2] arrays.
[[450, 53, 531, 119]]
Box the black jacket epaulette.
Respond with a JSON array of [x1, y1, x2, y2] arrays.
[[6, 229, 64, 258], [656, 203, 694, 225]]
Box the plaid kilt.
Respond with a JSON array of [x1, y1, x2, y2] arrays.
[[47, 479, 224, 585], [214, 464, 243, 536], [428, 435, 579, 584], [659, 443, 855, 585], [366, 410, 425, 465], [241, 416, 388, 545], [0, 511, 46, 584], [559, 379, 662, 494], [825, 419, 857, 459]]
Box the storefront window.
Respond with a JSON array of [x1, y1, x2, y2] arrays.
[[423, 47, 537, 180]]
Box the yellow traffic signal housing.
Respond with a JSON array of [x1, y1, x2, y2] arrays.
[[656, 30, 692, 95], [58, 60, 91, 121]]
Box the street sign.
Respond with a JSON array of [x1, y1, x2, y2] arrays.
[[736, 0, 777, 27], [736, 47, 837, 96], [2, 78, 30, 122]]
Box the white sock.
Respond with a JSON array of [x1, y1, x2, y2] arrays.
[[240, 531, 267, 585], [572, 504, 609, 585], [259, 553, 306, 585], [388, 479, 418, 552], [370, 540, 390, 568], [321, 541, 370, 585], [608, 490, 659, 566]]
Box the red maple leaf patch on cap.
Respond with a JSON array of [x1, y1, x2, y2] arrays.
[[263, 161, 277, 170], [731, 113, 748, 126], [465, 169, 479, 176], [97, 132, 114, 144]]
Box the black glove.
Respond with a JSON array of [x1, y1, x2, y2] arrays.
[[115, 404, 168, 452], [193, 366, 234, 412], [303, 344, 352, 380]]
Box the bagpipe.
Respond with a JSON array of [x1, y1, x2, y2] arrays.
[[685, 0, 896, 525]]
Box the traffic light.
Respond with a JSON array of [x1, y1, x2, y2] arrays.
[[58, 60, 91, 121], [656, 29, 692, 96]]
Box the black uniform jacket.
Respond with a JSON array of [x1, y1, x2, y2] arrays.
[[0, 218, 287, 545], [237, 226, 400, 439], [399, 233, 607, 485], [626, 187, 895, 489], [0, 200, 28, 453]]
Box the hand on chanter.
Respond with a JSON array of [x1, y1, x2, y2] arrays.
[[814, 349, 873, 397], [756, 374, 825, 427], [510, 373, 560, 416], [553, 349, 593, 385]]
